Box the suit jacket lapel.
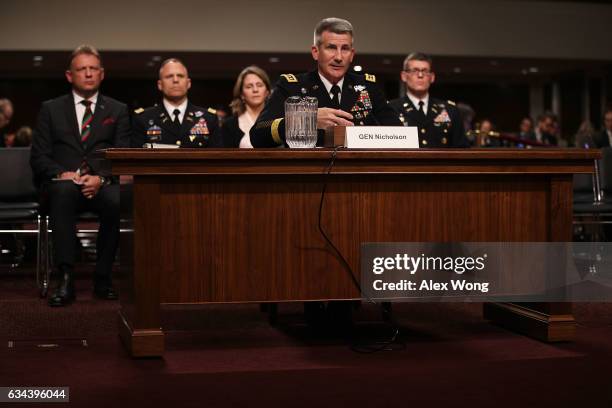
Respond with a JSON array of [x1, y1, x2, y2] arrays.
[[64, 94, 82, 147], [158, 105, 180, 139], [403, 96, 423, 126], [427, 98, 440, 123], [85, 95, 106, 148], [340, 77, 358, 114], [307, 72, 333, 108], [180, 103, 196, 138]]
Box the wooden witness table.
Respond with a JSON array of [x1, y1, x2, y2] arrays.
[[103, 148, 598, 357]]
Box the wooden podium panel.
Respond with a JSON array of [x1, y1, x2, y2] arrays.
[[104, 149, 598, 357]]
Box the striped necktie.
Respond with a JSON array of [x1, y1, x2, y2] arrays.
[[80, 100, 93, 142]]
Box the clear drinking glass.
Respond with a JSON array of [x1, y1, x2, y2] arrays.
[[285, 96, 318, 148]]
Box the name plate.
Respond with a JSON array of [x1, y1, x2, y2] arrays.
[[345, 126, 419, 148], [146, 143, 180, 149]]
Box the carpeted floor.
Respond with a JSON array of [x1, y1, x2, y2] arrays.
[[1, 266, 612, 407]]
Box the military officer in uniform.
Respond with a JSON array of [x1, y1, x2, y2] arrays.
[[250, 17, 401, 147], [132, 58, 222, 148], [389, 52, 468, 148]]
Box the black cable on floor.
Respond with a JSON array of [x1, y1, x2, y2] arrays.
[[317, 146, 405, 353]]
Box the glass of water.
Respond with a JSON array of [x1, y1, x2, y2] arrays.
[[285, 96, 318, 148]]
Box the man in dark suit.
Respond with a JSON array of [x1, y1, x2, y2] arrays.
[[389, 52, 468, 148], [31, 45, 130, 307], [594, 109, 612, 148], [132, 58, 221, 148], [250, 17, 401, 147], [532, 112, 558, 146]]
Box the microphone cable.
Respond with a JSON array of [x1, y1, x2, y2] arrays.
[[317, 146, 405, 353]]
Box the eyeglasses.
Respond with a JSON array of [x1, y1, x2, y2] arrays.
[[404, 68, 432, 76]]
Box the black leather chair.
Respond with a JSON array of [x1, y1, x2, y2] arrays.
[[41, 210, 101, 298], [0, 147, 45, 287], [573, 148, 612, 241]]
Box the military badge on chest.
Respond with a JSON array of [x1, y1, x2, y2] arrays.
[[146, 119, 162, 143], [350, 87, 373, 123], [433, 108, 451, 127], [187, 116, 210, 146]]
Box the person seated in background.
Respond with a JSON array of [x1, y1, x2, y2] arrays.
[[0, 98, 14, 147], [456, 102, 475, 144], [213, 105, 229, 127], [475, 118, 500, 147], [4, 126, 32, 148], [534, 112, 558, 146], [389, 52, 468, 147], [593, 108, 612, 148], [222, 66, 271, 148], [30, 44, 130, 307], [518, 117, 535, 140], [3, 131, 15, 147], [132, 58, 222, 148], [250, 17, 401, 147], [574, 120, 596, 148], [13, 126, 32, 147]]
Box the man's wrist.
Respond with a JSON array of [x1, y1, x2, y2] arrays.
[[98, 176, 107, 186]]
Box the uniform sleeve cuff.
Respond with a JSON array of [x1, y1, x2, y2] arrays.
[[271, 118, 283, 145]]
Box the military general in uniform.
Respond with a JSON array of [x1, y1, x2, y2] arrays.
[[250, 17, 401, 147], [389, 52, 468, 148], [132, 58, 221, 148]]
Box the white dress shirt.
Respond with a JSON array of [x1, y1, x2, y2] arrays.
[[406, 91, 429, 115], [163, 99, 188, 124], [238, 111, 257, 148], [318, 73, 344, 105]]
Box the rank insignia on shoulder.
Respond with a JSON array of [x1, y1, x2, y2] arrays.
[[207, 107, 217, 115], [447, 100, 456, 106], [365, 73, 376, 82], [281, 73, 298, 83], [134, 107, 144, 114]]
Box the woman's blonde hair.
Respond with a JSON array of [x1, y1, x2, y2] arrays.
[[229, 66, 271, 116]]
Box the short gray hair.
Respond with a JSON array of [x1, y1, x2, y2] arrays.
[[313, 17, 354, 46], [402, 52, 433, 71], [69, 44, 102, 68]]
